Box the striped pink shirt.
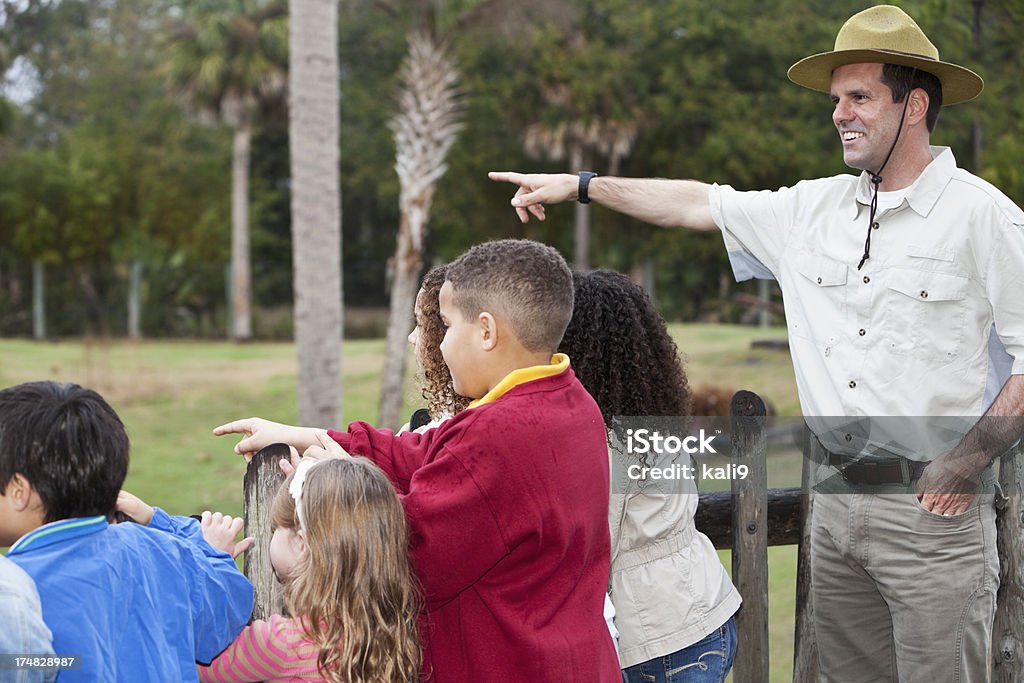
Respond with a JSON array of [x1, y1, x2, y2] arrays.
[[198, 613, 324, 682]]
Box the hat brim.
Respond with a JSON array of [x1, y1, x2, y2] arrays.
[[788, 49, 984, 105]]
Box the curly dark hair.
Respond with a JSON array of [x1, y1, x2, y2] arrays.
[[558, 269, 693, 427], [416, 265, 471, 419]]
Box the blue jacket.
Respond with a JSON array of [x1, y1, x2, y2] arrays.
[[0, 555, 55, 683], [7, 510, 253, 682]]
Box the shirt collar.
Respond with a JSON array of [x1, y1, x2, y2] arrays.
[[469, 353, 570, 409], [7, 516, 108, 556], [851, 146, 957, 220]]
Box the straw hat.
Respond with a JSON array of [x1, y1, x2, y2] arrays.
[[788, 5, 983, 105]]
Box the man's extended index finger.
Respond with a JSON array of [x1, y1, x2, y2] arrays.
[[488, 170, 523, 185]]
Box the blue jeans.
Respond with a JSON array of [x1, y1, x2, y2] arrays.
[[621, 616, 737, 683]]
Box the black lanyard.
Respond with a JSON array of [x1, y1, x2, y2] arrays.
[[857, 70, 916, 271]]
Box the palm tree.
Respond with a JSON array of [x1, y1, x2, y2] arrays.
[[524, 112, 638, 269], [378, 31, 463, 429], [288, 0, 342, 427], [168, 0, 287, 341]]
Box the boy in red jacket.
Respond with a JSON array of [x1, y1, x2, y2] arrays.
[[216, 239, 620, 682]]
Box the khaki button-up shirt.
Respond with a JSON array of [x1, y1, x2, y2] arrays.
[[709, 148, 1024, 451]]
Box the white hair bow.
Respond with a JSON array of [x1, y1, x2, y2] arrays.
[[288, 459, 322, 530]]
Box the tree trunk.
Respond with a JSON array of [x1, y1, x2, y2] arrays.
[[378, 211, 422, 429], [289, 0, 343, 427], [758, 279, 771, 328], [380, 32, 462, 427], [231, 122, 253, 341], [629, 255, 655, 298], [128, 259, 142, 339], [570, 142, 589, 270], [32, 260, 45, 340]]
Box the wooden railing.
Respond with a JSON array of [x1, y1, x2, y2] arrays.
[[241, 392, 1024, 682]]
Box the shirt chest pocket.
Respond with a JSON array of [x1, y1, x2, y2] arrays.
[[788, 253, 848, 340], [880, 268, 969, 363]]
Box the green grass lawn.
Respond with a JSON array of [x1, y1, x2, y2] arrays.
[[0, 323, 801, 681]]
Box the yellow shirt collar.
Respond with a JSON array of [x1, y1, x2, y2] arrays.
[[469, 353, 570, 409]]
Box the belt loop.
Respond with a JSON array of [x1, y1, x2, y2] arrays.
[[899, 458, 910, 486]]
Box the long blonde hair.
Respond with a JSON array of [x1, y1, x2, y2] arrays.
[[272, 458, 421, 683]]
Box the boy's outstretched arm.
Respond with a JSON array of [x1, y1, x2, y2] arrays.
[[213, 417, 321, 460], [328, 423, 438, 494], [488, 171, 718, 230]]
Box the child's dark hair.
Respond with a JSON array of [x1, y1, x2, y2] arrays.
[[559, 269, 693, 425], [446, 239, 573, 354], [0, 381, 129, 523], [417, 265, 471, 419]]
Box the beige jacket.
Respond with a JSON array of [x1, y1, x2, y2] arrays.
[[608, 434, 741, 668]]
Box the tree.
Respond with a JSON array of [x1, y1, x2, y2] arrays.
[[167, 0, 287, 341], [289, 0, 342, 427], [521, 2, 645, 270], [378, 31, 463, 429]]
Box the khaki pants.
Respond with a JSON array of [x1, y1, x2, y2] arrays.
[[810, 474, 998, 683]]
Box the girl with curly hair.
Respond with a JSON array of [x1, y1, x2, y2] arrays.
[[405, 264, 470, 429], [198, 457, 421, 683], [559, 269, 741, 683]]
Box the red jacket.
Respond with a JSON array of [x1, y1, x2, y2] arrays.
[[329, 368, 620, 682]]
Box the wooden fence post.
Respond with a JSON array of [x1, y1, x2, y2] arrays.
[[994, 443, 1024, 681], [243, 443, 289, 621], [792, 425, 820, 682], [730, 390, 769, 680]]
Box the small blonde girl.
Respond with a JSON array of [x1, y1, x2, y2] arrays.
[[199, 457, 421, 683]]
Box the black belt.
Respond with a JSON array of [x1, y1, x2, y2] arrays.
[[824, 451, 929, 486]]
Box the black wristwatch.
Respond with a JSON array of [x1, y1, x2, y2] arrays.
[[577, 171, 598, 204]]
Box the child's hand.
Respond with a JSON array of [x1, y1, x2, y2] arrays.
[[301, 429, 351, 463], [278, 446, 302, 476], [200, 511, 255, 559], [212, 417, 320, 461], [116, 490, 155, 525]]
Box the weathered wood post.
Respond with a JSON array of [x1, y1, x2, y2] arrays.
[[243, 443, 289, 620], [730, 390, 769, 680], [793, 425, 820, 683], [994, 443, 1024, 681]]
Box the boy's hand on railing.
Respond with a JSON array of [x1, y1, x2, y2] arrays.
[[212, 417, 320, 461], [116, 490, 155, 525], [200, 510, 255, 559]]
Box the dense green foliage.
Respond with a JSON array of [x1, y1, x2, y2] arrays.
[[2, 0, 1023, 335]]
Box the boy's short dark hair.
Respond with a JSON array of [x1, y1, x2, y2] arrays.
[[0, 381, 128, 523], [446, 239, 573, 353]]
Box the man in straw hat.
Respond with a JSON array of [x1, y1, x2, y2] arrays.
[[491, 5, 1024, 681]]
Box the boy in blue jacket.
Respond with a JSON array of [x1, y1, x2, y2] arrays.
[[0, 381, 253, 682]]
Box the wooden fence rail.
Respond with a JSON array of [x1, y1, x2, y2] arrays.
[[242, 391, 1024, 682]]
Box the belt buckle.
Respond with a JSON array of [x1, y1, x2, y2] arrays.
[[841, 459, 877, 485], [836, 455, 910, 486]]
